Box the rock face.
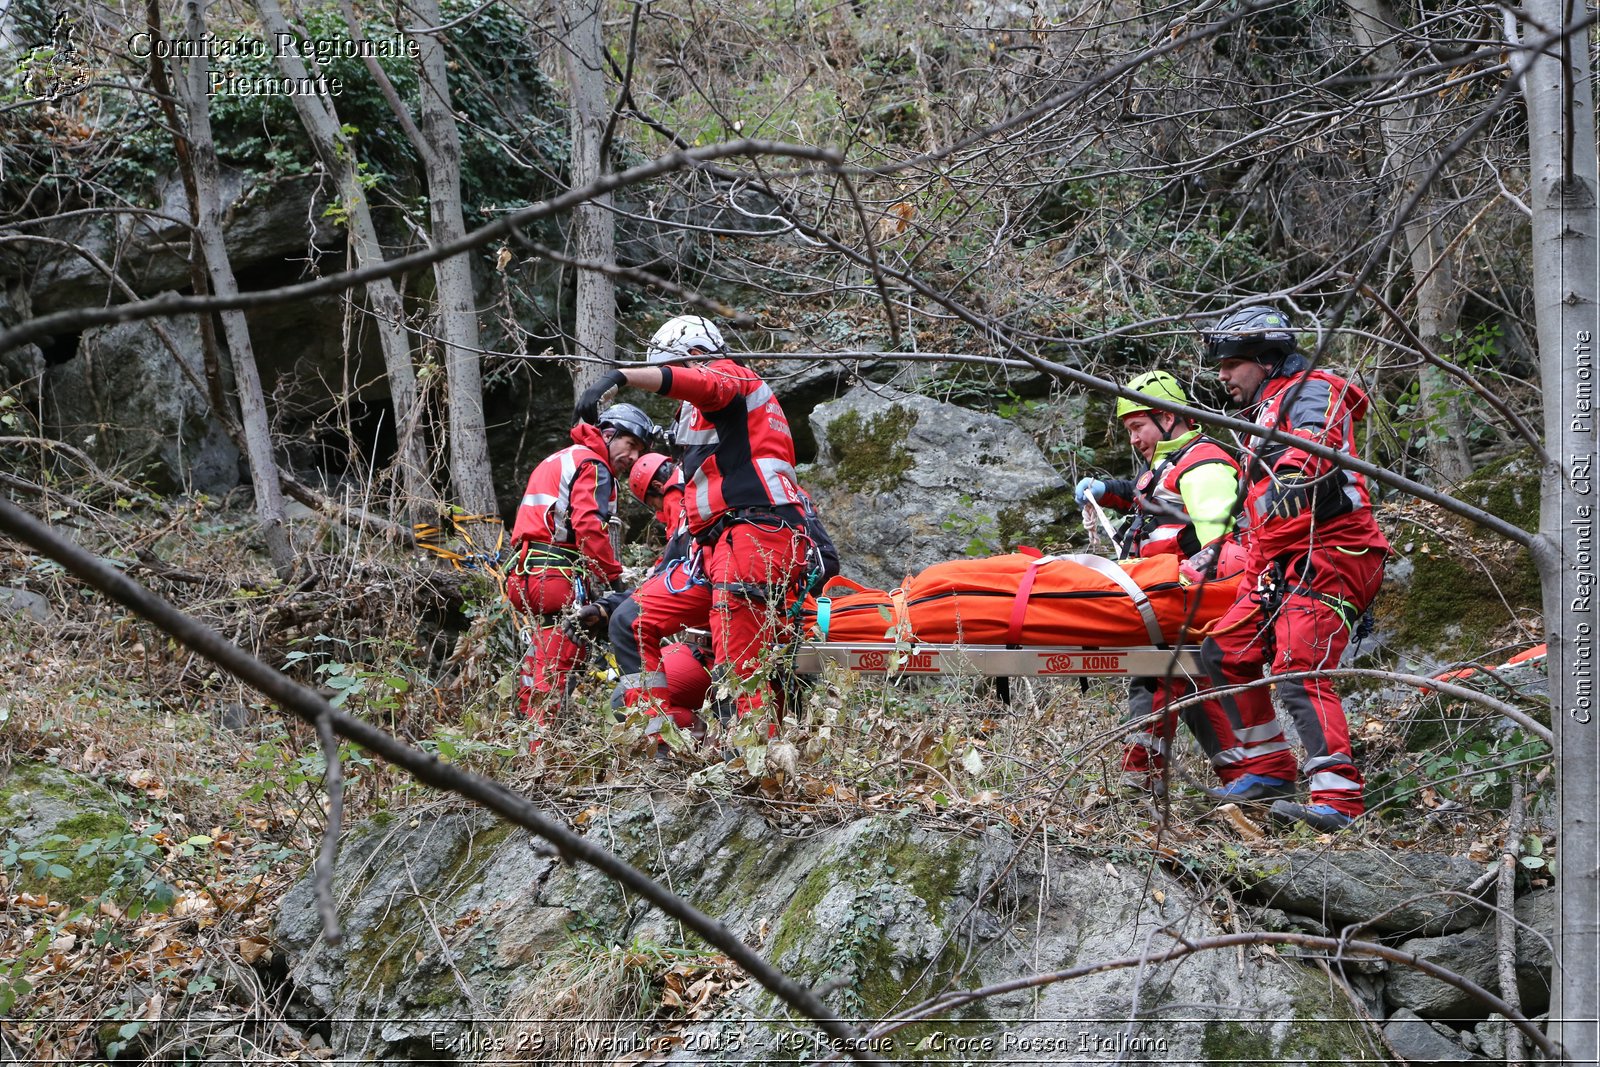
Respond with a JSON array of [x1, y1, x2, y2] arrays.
[[43, 309, 240, 495], [276, 795, 1373, 1066], [801, 386, 1071, 589], [1242, 849, 1488, 937], [0, 276, 46, 404], [25, 172, 337, 315], [1383, 1007, 1475, 1064], [1384, 888, 1555, 1017]]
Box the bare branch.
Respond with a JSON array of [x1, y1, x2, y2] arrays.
[[313, 710, 345, 947], [0, 140, 846, 358], [0, 495, 874, 1062]]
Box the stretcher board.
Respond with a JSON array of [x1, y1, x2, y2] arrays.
[[791, 642, 1204, 678]]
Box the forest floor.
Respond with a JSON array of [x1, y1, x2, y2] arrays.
[[0, 498, 1543, 1062]]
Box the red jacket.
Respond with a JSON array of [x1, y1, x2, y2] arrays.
[[509, 424, 622, 582], [1239, 359, 1389, 563], [659, 359, 805, 533], [654, 471, 685, 532]]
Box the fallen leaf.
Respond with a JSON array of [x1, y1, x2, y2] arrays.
[[1215, 803, 1267, 841], [172, 894, 214, 919], [237, 936, 273, 965]]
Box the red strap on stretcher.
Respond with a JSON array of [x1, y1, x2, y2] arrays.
[[1006, 557, 1046, 646]]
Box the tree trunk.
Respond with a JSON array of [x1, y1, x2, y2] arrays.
[[559, 0, 617, 394], [1345, 0, 1475, 484], [175, 0, 292, 572], [1524, 0, 1600, 1060], [409, 0, 498, 519], [257, 0, 433, 527]]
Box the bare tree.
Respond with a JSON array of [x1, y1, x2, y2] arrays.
[[256, 0, 434, 526], [1345, 0, 1475, 484], [557, 0, 618, 391], [341, 0, 496, 519], [1523, 0, 1599, 1057], [172, 0, 292, 572]]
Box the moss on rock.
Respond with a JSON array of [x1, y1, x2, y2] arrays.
[[998, 485, 1081, 550], [820, 405, 917, 491], [1, 760, 145, 905], [1380, 451, 1542, 662], [761, 821, 993, 1060]]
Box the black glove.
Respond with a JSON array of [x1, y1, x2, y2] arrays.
[[609, 577, 628, 593], [1264, 471, 1314, 520], [575, 603, 609, 634], [573, 370, 627, 427]]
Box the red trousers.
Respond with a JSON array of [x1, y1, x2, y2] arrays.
[[624, 561, 714, 726], [1200, 541, 1386, 816], [626, 521, 806, 722], [1120, 675, 1297, 785], [506, 570, 585, 725], [707, 522, 806, 719]]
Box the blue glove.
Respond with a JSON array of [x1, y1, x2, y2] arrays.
[[1075, 477, 1107, 506]]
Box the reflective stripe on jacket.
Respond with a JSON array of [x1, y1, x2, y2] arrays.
[[1240, 359, 1388, 561], [509, 423, 621, 581], [1120, 431, 1239, 558], [660, 359, 805, 532]]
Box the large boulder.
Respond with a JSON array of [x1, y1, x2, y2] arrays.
[[1384, 888, 1555, 1018], [276, 795, 1375, 1066], [801, 386, 1071, 589], [43, 308, 240, 495], [1242, 850, 1487, 937]]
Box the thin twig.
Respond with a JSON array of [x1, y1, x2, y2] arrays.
[[1497, 773, 1527, 1067]]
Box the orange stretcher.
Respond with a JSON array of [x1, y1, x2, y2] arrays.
[[791, 551, 1236, 678], [790, 642, 1204, 677]]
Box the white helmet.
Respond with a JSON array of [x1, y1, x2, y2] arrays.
[[645, 315, 726, 364]]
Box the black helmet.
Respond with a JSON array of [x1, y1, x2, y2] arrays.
[[598, 403, 657, 444], [1204, 305, 1296, 364]]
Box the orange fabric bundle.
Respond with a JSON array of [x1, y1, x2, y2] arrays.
[[807, 553, 1241, 647]]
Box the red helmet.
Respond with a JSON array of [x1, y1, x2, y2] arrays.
[[628, 453, 675, 503]]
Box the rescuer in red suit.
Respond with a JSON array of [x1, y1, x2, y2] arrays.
[[574, 315, 822, 725], [1078, 370, 1299, 803], [505, 404, 652, 723], [1200, 305, 1391, 832]]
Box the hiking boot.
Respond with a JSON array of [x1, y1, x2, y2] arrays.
[[1269, 800, 1357, 833], [1203, 774, 1295, 805]]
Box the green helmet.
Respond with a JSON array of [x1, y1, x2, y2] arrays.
[[1116, 370, 1188, 420]]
